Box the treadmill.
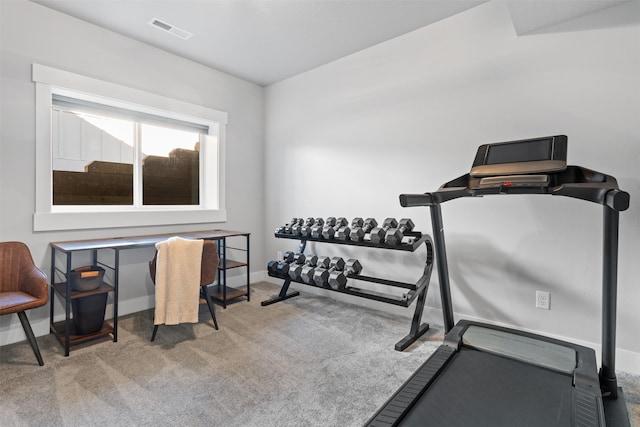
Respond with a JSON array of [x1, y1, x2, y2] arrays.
[[366, 135, 631, 427]]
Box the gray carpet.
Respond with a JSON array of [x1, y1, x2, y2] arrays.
[[1, 281, 638, 426]]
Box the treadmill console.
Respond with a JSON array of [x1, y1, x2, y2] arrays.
[[469, 135, 567, 191]]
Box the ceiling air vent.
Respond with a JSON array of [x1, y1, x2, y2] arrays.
[[148, 18, 193, 40]]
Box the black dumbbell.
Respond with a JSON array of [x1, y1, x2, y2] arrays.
[[334, 217, 348, 231], [310, 218, 325, 238], [348, 217, 365, 241], [327, 257, 347, 290], [350, 217, 378, 242], [321, 217, 337, 239], [334, 218, 350, 241], [281, 218, 299, 234], [278, 251, 295, 275], [362, 218, 378, 237], [267, 251, 290, 272], [329, 259, 362, 290], [300, 255, 318, 285], [344, 258, 363, 276], [300, 218, 316, 237], [311, 256, 331, 286], [267, 251, 295, 277], [287, 253, 307, 280], [284, 218, 302, 234], [312, 256, 333, 287], [385, 218, 415, 246], [267, 260, 279, 274], [290, 218, 305, 236], [299, 255, 319, 284], [370, 218, 398, 245]]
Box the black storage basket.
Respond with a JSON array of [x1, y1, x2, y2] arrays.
[[68, 265, 105, 292], [68, 265, 108, 335]]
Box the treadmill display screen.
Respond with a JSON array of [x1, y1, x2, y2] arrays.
[[485, 138, 552, 165], [469, 135, 567, 178]]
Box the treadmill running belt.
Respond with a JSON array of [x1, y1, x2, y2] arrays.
[[401, 347, 574, 427]]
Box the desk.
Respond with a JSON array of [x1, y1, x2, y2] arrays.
[[50, 230, 250, 356]]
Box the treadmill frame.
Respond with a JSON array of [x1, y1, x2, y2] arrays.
[[373, 147, 631, 425]]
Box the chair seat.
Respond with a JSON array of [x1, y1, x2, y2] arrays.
[[0, 291, 47, 315], [0, 241, 49, 365]]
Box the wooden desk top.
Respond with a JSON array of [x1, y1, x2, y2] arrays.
[[50, 230, 250, 253]]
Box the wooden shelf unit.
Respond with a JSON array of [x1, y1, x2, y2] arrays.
[[49, 229, 251, 356], [212, 233, 251, 308], [49, 280, 116, 349]]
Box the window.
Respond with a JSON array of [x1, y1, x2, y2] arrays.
[[52, 95, 206, 207], [33, 64, 227, 231]]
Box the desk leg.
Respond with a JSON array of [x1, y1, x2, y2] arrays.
[[64, 253, 72, 357], [113, 249, 119, 342], [222, 237, 227, 308], [246, 234, 251, 301], [49, 248, 55, 335]]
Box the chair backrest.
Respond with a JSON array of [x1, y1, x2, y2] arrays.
[[0, 242, 46, 294], [149, 239, 219, 286]]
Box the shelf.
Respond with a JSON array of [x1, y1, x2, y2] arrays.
[[348, 274, 418, 290], [53, 281, 115, 299], [51, 320, 114, 346], [267, 272, 421, 307], [268, 272, 417, 291], [274, 231, 428, 252], [208, 284, 248, 302], [341, 286, 411, 307], [218, 259, 247, 270]]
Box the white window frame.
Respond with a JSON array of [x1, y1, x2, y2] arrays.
[[33, 63, 227, 231]]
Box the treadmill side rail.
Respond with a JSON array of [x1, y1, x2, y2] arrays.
[[365, 346, 457, 427], [574, 381, 606, 426]]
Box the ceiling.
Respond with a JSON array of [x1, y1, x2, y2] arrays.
[[31, 0, 631, 86]]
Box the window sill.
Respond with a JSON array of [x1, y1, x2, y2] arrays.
[[33, 209, 227, 231]]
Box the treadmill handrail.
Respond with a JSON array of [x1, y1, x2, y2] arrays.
[[399, 187, 470, 207], [402, 166, 630, 210]]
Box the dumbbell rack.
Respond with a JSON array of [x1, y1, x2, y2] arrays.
[[262, 231, 434, 351]]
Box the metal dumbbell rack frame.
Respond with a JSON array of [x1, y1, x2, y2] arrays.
[[262, 229, 435, 351]]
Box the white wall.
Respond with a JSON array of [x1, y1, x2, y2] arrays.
[[2, 0, 639, 375], [0, 1, 265, 344], [265, 0, 640, 373]]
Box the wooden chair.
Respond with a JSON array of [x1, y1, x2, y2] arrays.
[[148, 239, 220, 341], [0, 242, 49, 366]]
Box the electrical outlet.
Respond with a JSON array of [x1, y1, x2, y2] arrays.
[[277, 251, 282, 261], [536, 291, 550, 310]]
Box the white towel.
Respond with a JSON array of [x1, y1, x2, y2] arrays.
[[154, 236, 204, 326]]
